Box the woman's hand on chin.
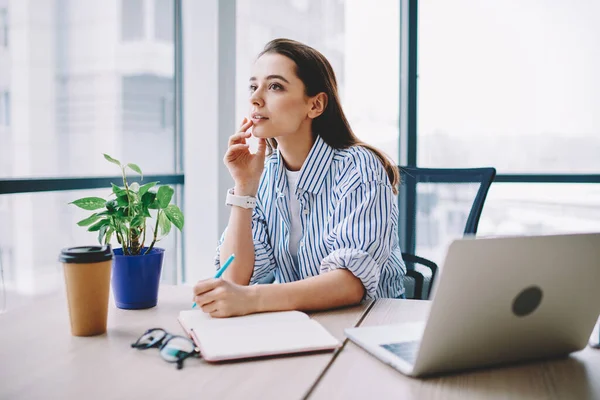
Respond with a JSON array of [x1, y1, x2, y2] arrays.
[[224, 117, 267, 196]]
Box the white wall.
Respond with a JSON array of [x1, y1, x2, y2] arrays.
[[182, 0, 236, 283]]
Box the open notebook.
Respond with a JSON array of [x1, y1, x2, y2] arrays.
[[178, 310, 341, 362]]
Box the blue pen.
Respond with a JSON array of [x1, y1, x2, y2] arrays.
[[192, 253, 235, 309]]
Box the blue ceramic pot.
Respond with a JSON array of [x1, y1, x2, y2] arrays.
[[111, 247, 164, 309]]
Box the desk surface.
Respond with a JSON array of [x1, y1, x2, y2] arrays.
[[310, 299, 600, 400], [0, 285, 370, 400], [2, 287, 599, 400]]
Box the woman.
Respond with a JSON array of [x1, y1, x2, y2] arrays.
[[193, 38, 405, 317]]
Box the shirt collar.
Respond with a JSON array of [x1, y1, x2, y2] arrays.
[[275, 135, 335, 196]]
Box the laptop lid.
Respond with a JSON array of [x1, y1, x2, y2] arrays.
[[412, 233, 600, 377]]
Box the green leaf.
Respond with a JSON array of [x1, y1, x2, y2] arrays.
[[98, 224, 108, 245], [120, 226, 129, 243], [131, 215, 145, 228], [158, 211, 172, 236], [116, 194, 130, 207], [88, 219, 110, 232], [156, 186, 174, 209], [105, 227, 114, 245], [129, 182, 140, 193], [142, 207, 152, 218], [117, 208, 130, 219], [103, 154, 121, 167], [111, 183, 126, 196], [139, 181, 159, 198], [142, 191, 156, 207], [70, 197, 107, 211], [127, 163, 143, 177], [76, 213, 102, 227], [164, 204, 184, 231], [105, 199, 119, 212]]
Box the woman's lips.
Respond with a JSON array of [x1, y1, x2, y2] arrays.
[[251, 117, 269, 124]]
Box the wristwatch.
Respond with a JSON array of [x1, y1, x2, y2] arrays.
[[226, 188, 257, 209]]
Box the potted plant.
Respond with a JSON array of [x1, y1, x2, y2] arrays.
[[69, 154, 184, 309]]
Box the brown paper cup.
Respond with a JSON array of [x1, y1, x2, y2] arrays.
[[60, 246, 113, 337]]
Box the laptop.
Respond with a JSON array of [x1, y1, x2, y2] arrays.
[[345, 233, 600, 377]]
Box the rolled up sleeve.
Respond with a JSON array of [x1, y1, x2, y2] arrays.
[[214, 204, 277, 284], [320, 181, 396, 299]]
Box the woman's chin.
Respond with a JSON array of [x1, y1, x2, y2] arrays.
[[251, 127, 275, 139]]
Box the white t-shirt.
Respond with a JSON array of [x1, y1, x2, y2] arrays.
[[285, 168, 302, 267]]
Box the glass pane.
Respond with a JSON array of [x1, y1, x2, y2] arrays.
[[413, 183, 600, 267], [154, 0, 174, 42], [0, 1, 175, 178], [122, 0, 145, 41], [0, 6, 8, 47], [236, 0, 400, 163], [0, 188, 181, 312], [479, 184, 600, 237], [418, 0, 600, 173]]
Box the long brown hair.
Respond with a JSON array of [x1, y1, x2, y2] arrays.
[[258, 38, 400, 195]]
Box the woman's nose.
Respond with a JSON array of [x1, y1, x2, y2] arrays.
[[250, 90, 264, 107]]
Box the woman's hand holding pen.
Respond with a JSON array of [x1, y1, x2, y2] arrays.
[[193, 278, 258, 318], [224, 117, 267, 196]]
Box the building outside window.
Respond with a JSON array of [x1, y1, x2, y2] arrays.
[[121, 0, 145, 41], [0, 91, 9, 126], [0, 7, 8, 48]]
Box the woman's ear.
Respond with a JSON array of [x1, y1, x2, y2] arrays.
[[308, 92, 328, 119]]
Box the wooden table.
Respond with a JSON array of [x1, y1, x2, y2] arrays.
[[309, 299, 600, 400], [2, 288, 599, 400], [0, 285, 370, 400]]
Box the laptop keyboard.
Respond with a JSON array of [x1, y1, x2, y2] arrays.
[[380, 341, 420, 365]]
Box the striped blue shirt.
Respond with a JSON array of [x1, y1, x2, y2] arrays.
[[215, 135, 406, 299]]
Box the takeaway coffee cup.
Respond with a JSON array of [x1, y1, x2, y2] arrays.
[[59, 245, 113, 336]]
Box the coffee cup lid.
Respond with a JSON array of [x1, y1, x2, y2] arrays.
[[59, 245, 113, 264]]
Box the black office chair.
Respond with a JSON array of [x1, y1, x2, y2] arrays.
[[398, 166, 496, 300]]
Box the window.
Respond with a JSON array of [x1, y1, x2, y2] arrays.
[[479, 184, 600, 236], [417, 0, 600, 260], [1, 2, 176, 179], [0, 189, 180, 310], [154, 0, 174, 42], [122, 0, 145, 41], [159, 95, 174, 130], [0, 7, 7, 48], [0, 1, 180, 310], [236, 0, 401, 162], [122, 75, 174, 139], [418, 0, 600, 173], [0, 91, 9, 127]]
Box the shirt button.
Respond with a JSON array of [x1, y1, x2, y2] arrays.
[[303, 208, 309, 215]]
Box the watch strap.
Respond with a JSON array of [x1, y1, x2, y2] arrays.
[[226, 188, 257, 209]]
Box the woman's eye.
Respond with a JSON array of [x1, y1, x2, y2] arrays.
[[269, 83, 283, 91], [249, 85, 257, 92]]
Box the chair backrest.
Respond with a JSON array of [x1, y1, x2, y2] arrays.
[[398, 166, 496, 299], [398, 166, 496, 259]]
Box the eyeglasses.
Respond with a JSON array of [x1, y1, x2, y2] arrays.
[[131, 328, 199, 369]]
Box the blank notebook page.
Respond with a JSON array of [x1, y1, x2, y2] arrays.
[[179, 310, 340, 361]]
